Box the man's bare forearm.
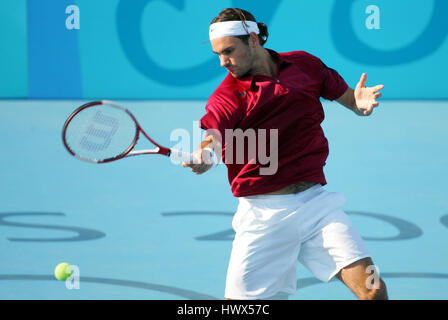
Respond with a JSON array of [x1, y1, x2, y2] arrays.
[[336, 87, 358, 113], [337, 74, 384, 116]]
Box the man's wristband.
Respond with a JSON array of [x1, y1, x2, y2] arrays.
[[202, 147, 219, 167]]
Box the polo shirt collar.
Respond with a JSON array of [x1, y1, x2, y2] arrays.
[[234, 49, 293, 92]]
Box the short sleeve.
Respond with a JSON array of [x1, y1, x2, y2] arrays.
[[319, 61, 349, 101], [199, 91, 243, 142], [292, 51, 348, 101]]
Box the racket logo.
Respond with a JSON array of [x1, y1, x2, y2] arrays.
[[79, 111, 119, 152], [62, 101, 193, 164]]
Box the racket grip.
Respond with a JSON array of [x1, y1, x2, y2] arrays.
[[169, 149, 195, 163]]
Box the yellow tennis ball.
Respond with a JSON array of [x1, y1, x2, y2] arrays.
[[54, 262, 73, 281]]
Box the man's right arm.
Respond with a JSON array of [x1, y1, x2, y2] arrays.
[[182, 134, 221, 174]]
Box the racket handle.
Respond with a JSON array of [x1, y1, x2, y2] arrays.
[[202, 147, 219, 167], [169, 148, 219, 167], [169, 149, 195, 163]]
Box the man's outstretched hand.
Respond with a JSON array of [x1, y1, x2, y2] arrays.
[[354, 73, 384, 116]]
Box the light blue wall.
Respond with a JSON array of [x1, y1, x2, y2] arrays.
[[0, 0, 447, 99], [0, 1, 28, 98]]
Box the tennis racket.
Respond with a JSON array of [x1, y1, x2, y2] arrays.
[[62, 100, 195, 164]]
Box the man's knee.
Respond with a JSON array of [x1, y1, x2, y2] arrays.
[[360, 278, 388, 300], [265, 292, 290, 300], [225, 292, 290, 300]]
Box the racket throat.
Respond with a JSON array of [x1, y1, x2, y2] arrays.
[[128, 147, 168, 156]]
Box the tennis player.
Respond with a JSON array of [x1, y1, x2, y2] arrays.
[[183, 8, 388, 300]]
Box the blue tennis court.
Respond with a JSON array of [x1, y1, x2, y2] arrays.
[[1, 99, 447, 300]]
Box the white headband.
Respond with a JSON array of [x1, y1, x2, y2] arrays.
[[209, 21, 260, 40]]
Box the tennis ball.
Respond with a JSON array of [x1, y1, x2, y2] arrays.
[[54, 262, 73, 281]]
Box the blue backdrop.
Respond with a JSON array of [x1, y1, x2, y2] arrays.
[[1, 0, 447, 99]]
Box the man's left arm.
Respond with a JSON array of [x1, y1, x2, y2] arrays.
[[336, 73, 384, 116]]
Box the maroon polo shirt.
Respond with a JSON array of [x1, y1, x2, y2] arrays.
[[199, 49, 348, 197]]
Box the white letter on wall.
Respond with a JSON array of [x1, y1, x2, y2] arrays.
[[66, 5, 80, 30], [365, 5, 380, 30]]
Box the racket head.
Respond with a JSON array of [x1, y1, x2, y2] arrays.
[[62, 101, 139, 163]]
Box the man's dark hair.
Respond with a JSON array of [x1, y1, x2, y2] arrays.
[[210, 8, 269, 46]]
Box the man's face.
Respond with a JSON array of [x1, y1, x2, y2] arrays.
[[211, 36, 255, 78]]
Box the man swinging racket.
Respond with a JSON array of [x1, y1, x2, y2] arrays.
[[183, 8, 388, 300]]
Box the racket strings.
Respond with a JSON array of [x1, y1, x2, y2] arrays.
[[64, 104, 138, 162]]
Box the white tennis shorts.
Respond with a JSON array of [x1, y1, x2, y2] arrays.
[[225, 184, 370, 300]]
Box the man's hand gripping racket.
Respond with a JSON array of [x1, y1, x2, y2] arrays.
[[182, 135, 219, 175], [62, 100, 217, 167]]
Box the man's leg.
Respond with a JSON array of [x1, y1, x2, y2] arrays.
[[225, 292, 289, 300], [336, 257, 388, 300]]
